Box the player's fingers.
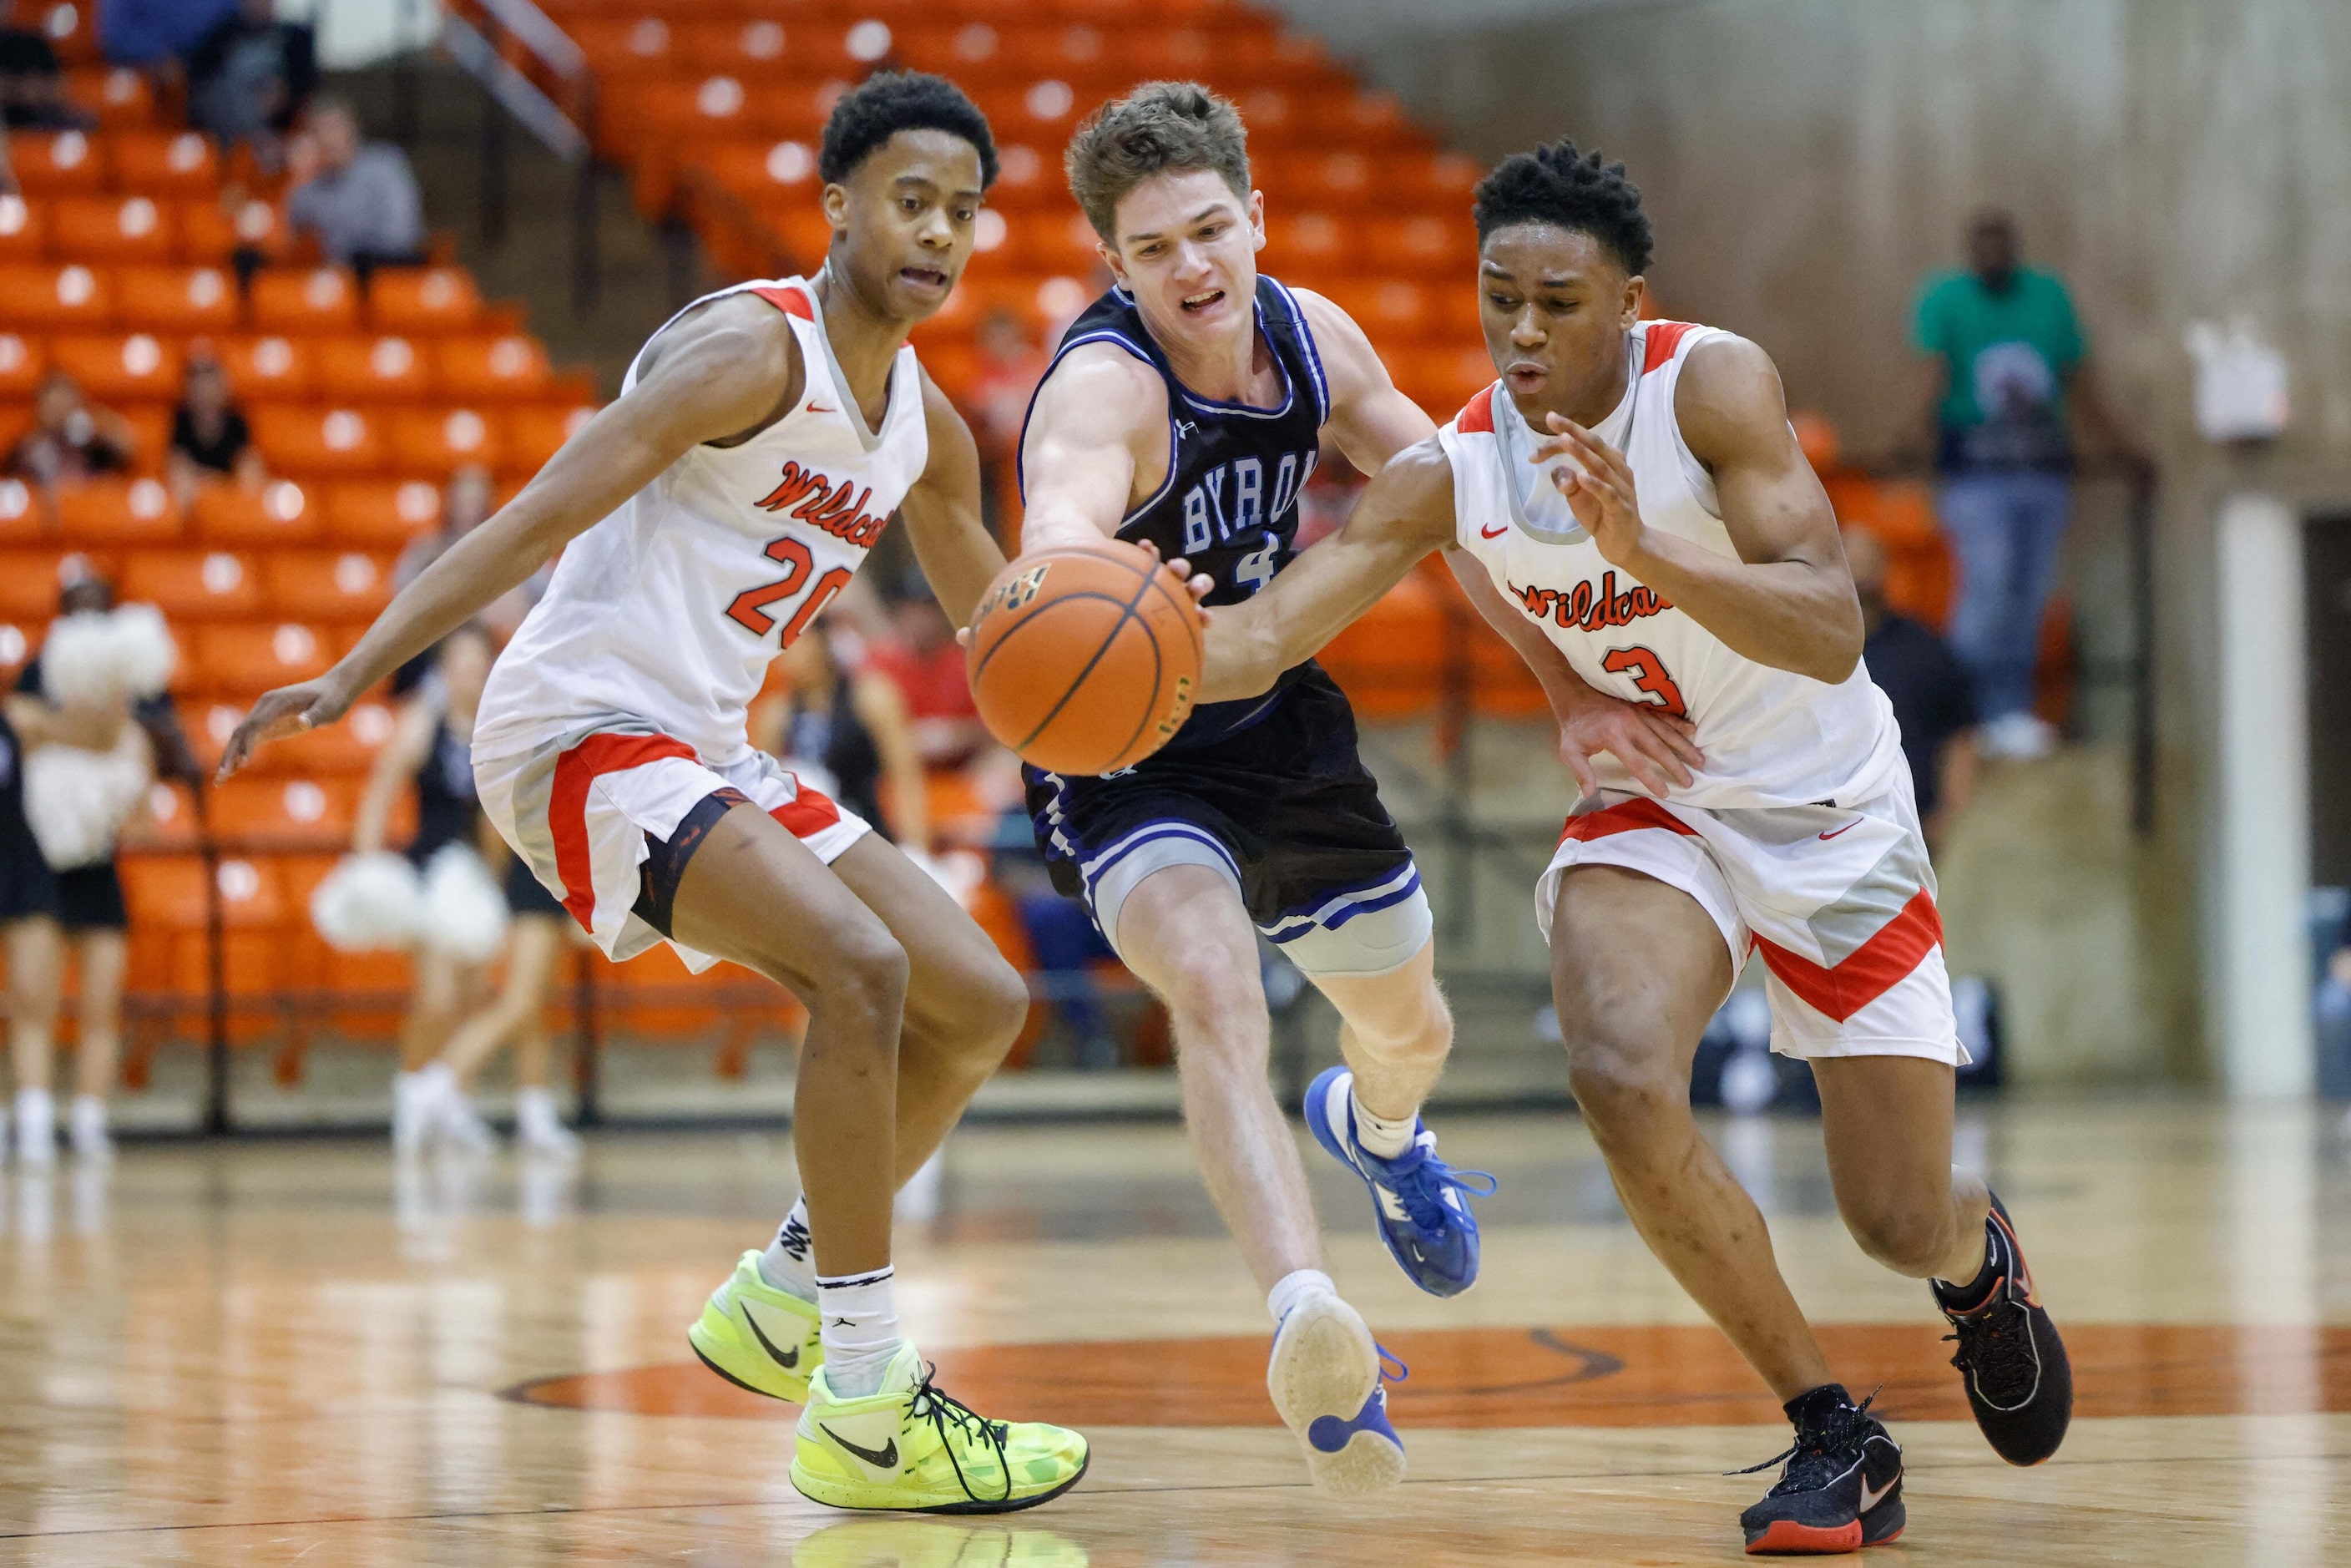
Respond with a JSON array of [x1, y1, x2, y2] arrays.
[[1645, 714, 1705, 768], [1560, 742, 1599, 800], [953, 627, 973, 650], [1628, 724, 1696, 788], [1186, 571, 1213, 604]]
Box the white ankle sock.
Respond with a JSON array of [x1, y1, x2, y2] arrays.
[[515, 1086, 563, 1138], [15, 1087, 55, 1164], [1267, 1267, 1337, 1328], [1350, 1090, 1417, 1161], [817, 1266, 902, 1399], [68, 1095, 107, 1154], [758, 1196, 819, 1301]]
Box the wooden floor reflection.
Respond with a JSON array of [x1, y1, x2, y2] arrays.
[[2, 1100, 2348, 1565]]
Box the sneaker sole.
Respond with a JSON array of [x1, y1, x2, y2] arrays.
[[1743, 1519, 1862, 1555], [787, 1453, 1090, 1515], [1266, 1296, 1402, 1499], [687, 1302, 813, 1404]]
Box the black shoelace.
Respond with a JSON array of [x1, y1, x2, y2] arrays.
[[909, 1363, 1015, 1504], [1732, 1390, 1880, 1497], [1944, 1292, 2040, 1401]]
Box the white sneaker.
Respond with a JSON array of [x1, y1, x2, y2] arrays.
[[15, 1087, 55, 1169], [1980, 712, 2056, 761], [392, 1070, 432, 1155], [1266, 1292, 1404, 1498], [68, 1095, 111, 1163], [514, 1088, 579, 1159], [432, 1086, 498, 1154]]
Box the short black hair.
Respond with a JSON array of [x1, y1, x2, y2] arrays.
[[819, 71, 999, 190], [1472, 139, 1652, 277]]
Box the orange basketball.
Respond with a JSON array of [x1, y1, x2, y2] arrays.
[[965, 540, 1202, 776]]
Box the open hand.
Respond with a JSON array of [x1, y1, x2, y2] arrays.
[[216, 679, 349, 781], [1529, 414, 1646, 567], [1557, 693, 1703, 799]]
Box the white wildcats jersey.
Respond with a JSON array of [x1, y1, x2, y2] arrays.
[[475, 276, 928, 767], [1440, 320, 1902, 810]]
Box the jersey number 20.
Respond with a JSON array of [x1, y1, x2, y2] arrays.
[[1602, 645, 1686, 718], [726, 536, 854, 647]]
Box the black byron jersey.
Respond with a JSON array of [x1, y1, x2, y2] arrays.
[[1023, 276, 1329, 746]]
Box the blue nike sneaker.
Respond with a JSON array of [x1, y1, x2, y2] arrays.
[[1303, 1065, 1495, 1297]]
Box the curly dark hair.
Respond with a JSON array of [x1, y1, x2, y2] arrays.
[[818, 71, 999, 190], [1472, 139, 1652, 276]]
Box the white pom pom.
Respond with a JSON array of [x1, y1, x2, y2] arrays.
[[311, 852, 424, 952], [37, 611, 121, 711], [23, 729, 149, 868], [108, 603, 177, 697], [421, 843, 509, 962]]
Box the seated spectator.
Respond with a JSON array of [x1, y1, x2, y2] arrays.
[[167, 354, 265, 504], [104, 0, 238, 68], [757, 618, 929, 853], [186, 0, 316, 172], [1847, 526, 1978, 854], [867, 584, 991, 769], [8, 372, 134, 488], [284, 97, 424, 282], [0, 28, 92, 131]]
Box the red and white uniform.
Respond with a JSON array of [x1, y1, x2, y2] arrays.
[[473, 276, 926, 969], [1440, 321, 1959, 1063]]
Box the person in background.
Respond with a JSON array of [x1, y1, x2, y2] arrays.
[[0, 27, 92, 131], [167, 354, 265, 506], [1908, 207, 2148, 761], [392, 468, 539, 694], [966, 307, 1045, 539], [283, 96, 423, 283], [8, 371, 134, 489], [1844, 527, 1979, 856], [866, 584, 991, 770], [185, 0, 316, 173], [103, 0, 238, 70], [756, 618, 929, 856]]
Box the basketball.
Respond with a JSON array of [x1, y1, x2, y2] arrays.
[[964, 540, 1202, 776]]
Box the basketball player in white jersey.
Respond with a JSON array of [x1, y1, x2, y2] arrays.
[[218, 73, 1089, 1515], [1014, 83, 1489, 1497], [1196, 140, 2074, 1554]]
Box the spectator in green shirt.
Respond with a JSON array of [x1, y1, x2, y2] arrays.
[[1909, 209, 2145, 759]]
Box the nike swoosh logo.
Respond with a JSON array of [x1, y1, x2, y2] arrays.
[[1858, 1469, 1897, 1512], [806, 404, 835, 414], [741, 1305, 800, 1369], [1479, 524, 1509, 539], [822, 1426, 898, 1470], [1818, 822, 1858, 840]]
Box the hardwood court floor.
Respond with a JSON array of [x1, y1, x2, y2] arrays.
[[2, 1099, 2348, 1565]]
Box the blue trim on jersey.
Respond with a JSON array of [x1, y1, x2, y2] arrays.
[[1079, 819, 1243, 898], [1265, 277, 1331, 426], [1260, 863, 1423, 940]]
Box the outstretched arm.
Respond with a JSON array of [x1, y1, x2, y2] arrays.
[[1014, 344, 1163, 554], [897, 369, 1007, 627], [219, 301, 805, 776], [1532, 334, 1863, 684], [1197, 438, 1457, 702]]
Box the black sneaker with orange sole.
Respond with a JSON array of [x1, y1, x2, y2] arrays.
[[1737, 1384, 1906, 1555], [1934, 1191, 2072, 1466]]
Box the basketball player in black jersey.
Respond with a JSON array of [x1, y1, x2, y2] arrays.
[[1012, 82, 1485, 1496]]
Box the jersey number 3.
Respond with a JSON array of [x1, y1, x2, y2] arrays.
[[726, 536, 854, 647], [1602, 645, 1687, 718]]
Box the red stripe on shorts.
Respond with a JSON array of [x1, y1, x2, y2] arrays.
[[1752, 888, 1943, 1023], [1560, 797, 1699, 845], [549, 733, 698, 930], [771, 776, 842, 838]]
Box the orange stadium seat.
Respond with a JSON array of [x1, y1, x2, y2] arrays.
[[0, 331, 43, 397], [0, 477, 40, 545], [250, 406, 386, 478], [0, 262, 113, 331], [10, 130, 106, 196], [315, 336, 435, 403], [0, 547, 83, 619], [1365, 214, 1478, 279], [387, 407, 503, 476], [0, 194, 45, 260], [208, 776, 359, 847], [214, 335, 316, 399], [323, 478, 442, 549], [262, 551, 396, 622], [110, 131, 220, 197], [190, 621, 337, 695], [64, 66, 154, 130], [225, 695, 398, 778], [119, 549, 262, 620], [367, 269, 483, 336], [56, 477, 180, 546], [119, 779, 200, 852], [50, 195, 177, 265], [250, 268, 361, 335], [48, 332, 181, 402], [35, 3, 102, 67], [121, 854, 286, 1029], [115, 266, 238, 333], [191, 479, 320, 548], [501, 406, 592, 477], [434, 335, 552, 402], [176, 197, 289, 267]]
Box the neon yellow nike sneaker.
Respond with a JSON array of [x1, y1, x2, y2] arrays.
[[688, 1250, 822, 1402], [791, 1343, 1090, 1514], [792, 1517, 1092, 1566]]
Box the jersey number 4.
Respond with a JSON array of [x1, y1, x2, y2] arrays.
[[1602, 645, 1687, 718], [726, 536, 854, 647]]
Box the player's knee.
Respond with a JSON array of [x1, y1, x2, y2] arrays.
[[809, 926, 910, 1036], [1564, 1036, 1686, 1135], [1155, 943, 1261, 1027], [1843, 1196, 1953, 1277], [968, 954, 1032, 1057]]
